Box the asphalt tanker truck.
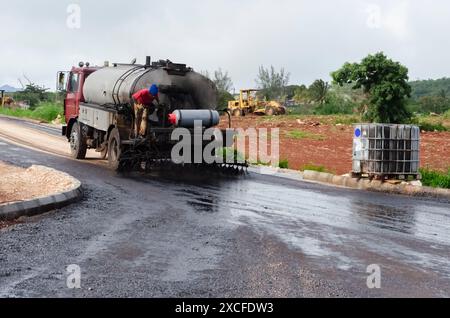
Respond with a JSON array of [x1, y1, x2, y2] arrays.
[[58, 57, 243, 172]]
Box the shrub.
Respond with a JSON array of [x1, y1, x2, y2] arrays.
[[314, 93, 356, 115], [31, 102, 64, 122], [444, 109, 450, 119], [420, 168, 450, 189], [332, 115, 362, 125], [419, 121, 447, 132], [0, 102, 63, 123], [286, 130, 325, 141], [409, 116, 448, 132], [300, 163, 331, 173], [217, 147, 245, 163], [279, 159, 289, 169]]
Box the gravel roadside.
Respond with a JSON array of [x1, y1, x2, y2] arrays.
[[0, 161, 76, 205]]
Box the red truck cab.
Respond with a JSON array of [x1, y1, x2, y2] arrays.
[[58, 64, 99, 137]]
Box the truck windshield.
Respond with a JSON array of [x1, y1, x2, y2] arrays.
[[68, 73, 80, 93]]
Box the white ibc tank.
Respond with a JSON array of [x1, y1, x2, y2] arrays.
[[353, 124, 420, 178]]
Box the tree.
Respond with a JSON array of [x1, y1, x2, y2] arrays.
[[13, 83, 51, 108], [332, 52, 412, 123], [419, 96, 450, 114], [409, 77, 450, 100], [213, 68, 233, 93], [293, 85, 310, 104], [308, 79, 329, 104], [255, 65, 290, 101], [202, 68, 235, 109]]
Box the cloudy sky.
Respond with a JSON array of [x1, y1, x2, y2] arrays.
[[1, 0, 449, 91]]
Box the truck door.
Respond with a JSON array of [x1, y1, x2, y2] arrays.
[[65, 72, 81, 119]]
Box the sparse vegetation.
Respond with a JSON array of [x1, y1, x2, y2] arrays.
[[420, 168, 450, 189], [278, 159, 289, 169], [217, 147, 245, 163], [0, 102, 63, 123], [331, 114, 362, 125], [286, 129, 325, 141], [313, 92, 356, 115], [410, 115, 449, 132], [300, 163, 332, 173], [418, 121, 447, 132], [444, 109, 450, 119]]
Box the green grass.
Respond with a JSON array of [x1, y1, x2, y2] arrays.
[[420, 122, 447, 132], [251, 160, 270, 166], [286, 105, 315, 115], [300, 163, 332, 173], [332, 114, 362, 125], [0, 102, 64, 123], [278, 159, 289, 169], [286, 129, 325, 141], [444, 109, 450, 119], [420, 168, 450, 189], [411, 115, 449, 132], [217, 147, 245, 163]]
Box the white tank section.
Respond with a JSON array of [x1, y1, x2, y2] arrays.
[[82, 62, 218, 110]]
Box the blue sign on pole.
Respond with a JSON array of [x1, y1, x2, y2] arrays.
[[355, 128, 361, 138]]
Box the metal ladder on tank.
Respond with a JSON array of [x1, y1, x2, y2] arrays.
[[111, 66, 145, 105]]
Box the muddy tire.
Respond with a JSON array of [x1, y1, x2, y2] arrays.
[[100, 146, 108, 160], [108, 128, 122, 171], [265, 106, 275, 116], [70, 121, 87, 159], [232, 109, 242, 117], [277, 106, 287, 115]]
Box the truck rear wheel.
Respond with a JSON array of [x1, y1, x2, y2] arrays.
[[100, 146, 108, 160], [108, 128, 121, 170], [70, 121, 87, 159]]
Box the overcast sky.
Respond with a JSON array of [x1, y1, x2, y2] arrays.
[[1, 0, 449, 91]]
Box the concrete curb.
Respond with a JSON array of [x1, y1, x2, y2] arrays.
[[249, 165, 450, 200], [302, 170, 450, 200], [0, 166, 82, 221]]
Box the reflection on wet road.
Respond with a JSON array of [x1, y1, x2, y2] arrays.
[[137, 174, 450, 280]]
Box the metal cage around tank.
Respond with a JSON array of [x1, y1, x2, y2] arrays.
[[352, 124, 421, 180]]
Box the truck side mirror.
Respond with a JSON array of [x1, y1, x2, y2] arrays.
[[57, 71, 68, 92]]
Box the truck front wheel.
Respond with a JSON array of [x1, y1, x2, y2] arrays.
[[70, 121, 87, 159], [108, 128, 121, 170]]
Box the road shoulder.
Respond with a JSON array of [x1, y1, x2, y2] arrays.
[[250, 165, 450, 201], [0, 163, 82, 221]]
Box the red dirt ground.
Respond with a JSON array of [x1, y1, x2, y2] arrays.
[[219, 115, 450, 175]]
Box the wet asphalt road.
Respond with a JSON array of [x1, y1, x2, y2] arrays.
[[0, 119, 450, 298]]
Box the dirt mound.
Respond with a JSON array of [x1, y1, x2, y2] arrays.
[[0, 162, 76, 205]]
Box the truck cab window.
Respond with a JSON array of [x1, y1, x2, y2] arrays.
[[68, 73, 80, 93]]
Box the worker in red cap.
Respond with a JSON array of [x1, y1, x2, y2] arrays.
[[132, 84, 159, 138]]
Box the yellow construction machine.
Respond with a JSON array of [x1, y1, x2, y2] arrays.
[[0, 90, 14, 107], [228, 89, 286, 116]]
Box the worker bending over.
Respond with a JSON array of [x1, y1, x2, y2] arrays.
[[132, 84, 159, 138]]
